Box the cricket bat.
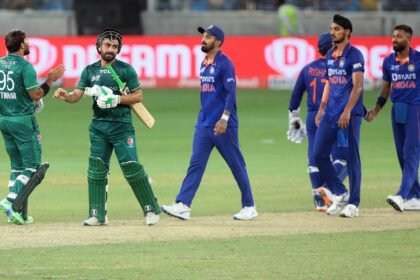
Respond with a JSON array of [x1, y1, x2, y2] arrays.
[[106, 65, 155, 128]]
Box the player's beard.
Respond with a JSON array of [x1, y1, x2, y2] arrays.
[[23, 42, 30, 55], [201, 41, 216, 53], [393, 42, 406, 52], [332, 34, 345, 44], [101, 52, 116, 62]]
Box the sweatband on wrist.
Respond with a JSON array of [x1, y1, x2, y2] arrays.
[[221, 114, 229, 121], [40, 83, 50, 96], [376, 96, 387, 108]]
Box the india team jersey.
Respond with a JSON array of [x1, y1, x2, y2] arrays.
[[77, 59, 141, 123], [325, 43, 365, 120], [0, 53, 39, 116], [289, 57, 327, 112], [382, 48, 420, 104], [197, 51, 238, 127]]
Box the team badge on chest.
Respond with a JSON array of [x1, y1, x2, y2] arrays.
[[209, 66, 215, 74], [339, 58, 345, 68], [408, 64, 415, 72]]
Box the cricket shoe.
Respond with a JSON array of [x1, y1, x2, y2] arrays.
[[313, 195, 327, 212], [403, 198, 420, 211], [316, 186, 334, 207], [8, 216, 34, 224], [83, 215, 109, 226], [161, 202, 191, 220], [326, 192, 349, 215], [386, 195, 404, 212], [234, 206, 258, 220], [0, 198, 25, 225], [339, 204, 359, 218], [145, 212, 160, 226]]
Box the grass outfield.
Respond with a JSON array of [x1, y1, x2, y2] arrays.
[[0, 89, 418, 279]]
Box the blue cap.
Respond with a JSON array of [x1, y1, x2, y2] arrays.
[[198, 25, 224, 43], [318, 32, 332, 52]]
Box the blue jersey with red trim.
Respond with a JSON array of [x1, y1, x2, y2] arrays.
[[382, 48, 420, 105], [325, 43, 365, 120], [289, 57, 327, 112], [197, 50, 237, 127]]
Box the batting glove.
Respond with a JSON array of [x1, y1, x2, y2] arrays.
[[97, 93, 121, 109], [84, 85, 102, 97], [34, 98, 44, 113]]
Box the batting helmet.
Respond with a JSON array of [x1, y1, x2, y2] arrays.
[[96, 28, 123, 54]]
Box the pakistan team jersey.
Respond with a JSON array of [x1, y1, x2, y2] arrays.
[[325, 43, 365, 121], [0, 53, 39, 116], [382, 48, 420, 104], [77, 59, 141, 123]]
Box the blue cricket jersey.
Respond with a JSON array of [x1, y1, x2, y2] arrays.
[[289, 57, 328, 112], [325, 43, 365, 121], [197, 50, 238, 127], [382, 48, 420, 105]]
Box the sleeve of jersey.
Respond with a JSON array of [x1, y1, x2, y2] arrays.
[[350, 49, 365, 73], [23, 63, 39, 92], [125, 65, 141, 92], [288, 68, 306, 111], [76, 68, 89, 90], [382, 57, 391, 82], [222, 60, 236, 113]]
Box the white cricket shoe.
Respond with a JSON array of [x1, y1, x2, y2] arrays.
[[403, 198, 420, 211], [145, 212, 160, 226], [386, 195, 404, 212], [339, 204, 359, 218], [326, 192, 349, 215], [161, 202, 191, 220], [233, 206, 258, 220], [83, 215, 109, 226]]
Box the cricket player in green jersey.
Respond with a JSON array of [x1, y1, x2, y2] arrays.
[[0, 29, 65, 224], [54, 28, 160, 226]]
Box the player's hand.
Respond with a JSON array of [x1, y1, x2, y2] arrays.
[[34, 98, 44, 113], [97, 93, 121, 109], [315, 110, 324, 127], [287, 109, 307, 143], [365, 109, 377, 122], [53, 88, 69, 101], [47, 64, 65, 82], [338, 109, 351, 128], [214, 119, 227, 136], [84, 85, 102, 97]]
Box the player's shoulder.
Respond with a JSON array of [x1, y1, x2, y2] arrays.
[[348, 45, 363, 56], [217, 51, 234, 67]]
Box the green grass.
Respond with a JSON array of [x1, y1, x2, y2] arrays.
[[0, 89, 412, 279]]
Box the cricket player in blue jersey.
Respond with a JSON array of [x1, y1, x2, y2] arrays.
[[367, 24, 420, 212], [161, 25, 257, 220], [288, 32, 347, 212], [314, 14, 365, 218]]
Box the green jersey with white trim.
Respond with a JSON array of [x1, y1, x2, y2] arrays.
[[0, 53, 39, 116], [77, 59, 141, 123]]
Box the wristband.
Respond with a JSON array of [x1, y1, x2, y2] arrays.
[[376, 96, 387, 108], [221, 113, 230, 121], [40, 83, 50, 96]]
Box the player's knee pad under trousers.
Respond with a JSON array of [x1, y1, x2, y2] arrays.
[[121, 161, 161, 215]]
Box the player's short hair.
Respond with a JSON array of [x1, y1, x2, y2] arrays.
[[96, 28, 123, 54], [5, 29, 26, 53], [393, 24, 413, 37]]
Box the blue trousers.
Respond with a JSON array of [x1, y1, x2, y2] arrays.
[[392, 103, 420, 199], [307, 111, 347, 194], [314, 115, 362, 206], [176, 126, 255, 207]]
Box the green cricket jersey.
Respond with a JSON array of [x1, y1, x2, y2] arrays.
[[77, 59, 141, 123], [0, 53, 39, 116]]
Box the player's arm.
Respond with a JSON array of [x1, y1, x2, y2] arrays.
[[338, 71, 363, 128], [53, 88, 84, 103], [315, 80, 329, 126], [366, 80, 391, 122], [119, 88, 142, 105], [27, 64, 65, 101], [214, 61, 236, 136]]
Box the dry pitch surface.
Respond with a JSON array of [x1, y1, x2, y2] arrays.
[[1, 208, 419, 249]]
